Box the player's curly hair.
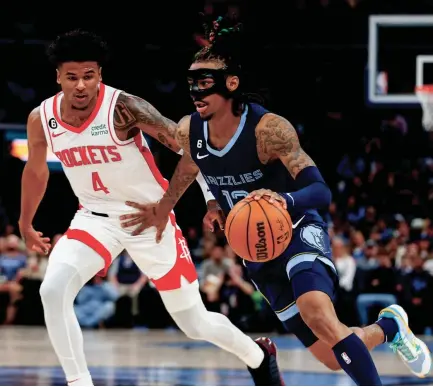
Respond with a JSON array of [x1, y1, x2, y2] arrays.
[[194, 14, 243, 72], [46, 29, 109, 67]]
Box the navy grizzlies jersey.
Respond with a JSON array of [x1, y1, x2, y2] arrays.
[[189, 103, 324, 227], [190, 104, 336, 344]]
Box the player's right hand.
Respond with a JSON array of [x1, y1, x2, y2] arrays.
[[203, 200, 225, 232], [19, 226, 51, 255], [120, 201, 169, 242]]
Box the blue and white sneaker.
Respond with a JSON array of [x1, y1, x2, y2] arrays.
[[378, 304, 432, 378]]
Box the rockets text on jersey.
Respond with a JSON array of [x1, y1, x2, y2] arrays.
[[39, 83, 168, 216]]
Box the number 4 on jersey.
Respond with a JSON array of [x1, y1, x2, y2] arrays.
[[91, 172, 109, 194]]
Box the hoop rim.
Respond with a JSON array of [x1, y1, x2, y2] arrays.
[[415, 85, 433, 93]]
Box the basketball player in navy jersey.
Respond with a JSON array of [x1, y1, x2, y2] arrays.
[[122, 16, 431, 385]]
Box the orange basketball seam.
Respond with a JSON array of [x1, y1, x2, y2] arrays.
[[245, 202, 252, 260], [254, 200, 275, 260], [225, 199, 251, 243]]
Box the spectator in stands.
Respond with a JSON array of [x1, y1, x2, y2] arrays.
[[357, 205, 377, 239], [0, 234, 27, 324], [74, 276, 119, 329], [108, 251, 147, 320], [357, 239, 378, 270], [200, 245, 232, 311], [400, 253, 433, 334], [350, 230, 365, 261], [370, 217, 393, 243], [219, 263, 255, 328], [333, 237, 357, 325], [346, 195, 366, 225], [356, 247, 397, 326]]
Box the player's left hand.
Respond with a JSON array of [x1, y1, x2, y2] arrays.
[[247, 189, 287, 210], [203, 200, 226, 232], [120, 201, 169, 242]]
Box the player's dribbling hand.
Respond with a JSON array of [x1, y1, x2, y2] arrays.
[[19, 225, 51, 255], [120, 201, 169, 242], [203, 200, 225, 232], [247, 189, 287, 210]]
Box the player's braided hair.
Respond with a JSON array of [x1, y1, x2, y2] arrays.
[[194, 15, 268, 113], [47, 29, 109, 67], [194, 14, 243, 71]]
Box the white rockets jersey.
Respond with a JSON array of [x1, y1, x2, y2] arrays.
[[40, 83, 168, 216]]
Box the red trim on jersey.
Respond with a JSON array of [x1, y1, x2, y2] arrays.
[[133, 135, 197, 290], [133, 133, 169, 190], [52, 83, 106, 134], [107, 90, 135, 146], [151, 213, 198, 291], [64, 228, 111, 277], [42, 100, 55, 151]]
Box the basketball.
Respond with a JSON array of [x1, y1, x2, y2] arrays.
[[225, 197, 293, 262]]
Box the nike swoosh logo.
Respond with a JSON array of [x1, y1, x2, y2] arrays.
[[197, 153, 209, 159], [292, 215, 305, 229], [52, 131, 66, 137]]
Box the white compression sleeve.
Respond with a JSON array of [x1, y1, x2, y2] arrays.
[[39, 237, 105, 383], [159, 281, 264, 369]]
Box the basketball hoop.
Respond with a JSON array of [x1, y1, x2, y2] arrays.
[[416, 85, 433, 131]]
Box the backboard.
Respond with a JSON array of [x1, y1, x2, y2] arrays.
[[368, 15, 433, 105]]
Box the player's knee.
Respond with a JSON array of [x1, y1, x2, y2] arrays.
[[39, 278, 61, 306], [298, 297, 340, 344], [302, 310, 338, 338], [170, 304, 212, 341], [176, 316, 206, 340], [40, 263, 83, 308]]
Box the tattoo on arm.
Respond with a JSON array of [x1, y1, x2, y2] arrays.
[[113, 101, 137, 129], [114, 93, 178, 150], [163, 152, 199, 207], [257, 114, 315, 178], [176, 116, 191, 153]]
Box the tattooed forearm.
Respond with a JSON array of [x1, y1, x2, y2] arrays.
[[161, 152, 199, 208], [256, 113, 315, 178], [114, 92, 179, 151]]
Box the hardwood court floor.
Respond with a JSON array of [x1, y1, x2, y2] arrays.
[[0, 327, 432, 385]]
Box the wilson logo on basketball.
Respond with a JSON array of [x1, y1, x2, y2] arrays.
[[255, 221, 268, 260]]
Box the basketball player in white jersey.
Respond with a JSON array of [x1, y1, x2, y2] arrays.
[[18, 30, 284, 386]]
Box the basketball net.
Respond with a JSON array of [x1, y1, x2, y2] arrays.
[[416, 85, 433, 131]]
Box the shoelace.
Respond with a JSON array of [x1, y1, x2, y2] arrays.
[[390, 334, 419, 362]]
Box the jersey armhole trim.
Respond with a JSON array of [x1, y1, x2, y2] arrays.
[[41, 100, 55, 152], [107, 90, 136, 146]]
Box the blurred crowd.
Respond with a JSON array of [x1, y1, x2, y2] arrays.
[[1, 137, 433, 334], [1, 0, 433, 335]]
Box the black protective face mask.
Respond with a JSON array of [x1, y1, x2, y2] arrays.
[[188, 68, 234, 100]]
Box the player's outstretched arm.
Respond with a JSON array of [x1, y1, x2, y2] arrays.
[[114, 93, 215, 203], [120, 116, 204, 239], [159, 116, 201, 212], [255, 113, 332, 212], [114, 92, 181, 152], [18, 108, 51, 254]]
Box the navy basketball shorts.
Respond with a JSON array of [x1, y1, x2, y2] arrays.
[[245, 223, 339, 348]]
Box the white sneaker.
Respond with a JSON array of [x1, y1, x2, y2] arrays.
[[378, 304, 432, 378]]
